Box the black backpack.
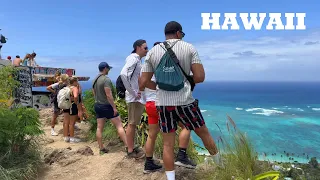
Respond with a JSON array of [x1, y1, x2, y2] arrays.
[[116, 63, 137, 99]]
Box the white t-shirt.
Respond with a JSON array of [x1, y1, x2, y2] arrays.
[[142, 39, 201, 106], [145, 75, 156, 102]]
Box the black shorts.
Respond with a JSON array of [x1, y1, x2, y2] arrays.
[[63, 103, 78, 116], [78, 96, 82, 103], [53, 101, 60, 113], [156, 100, 205, 133], [94, 103, 119, 119]]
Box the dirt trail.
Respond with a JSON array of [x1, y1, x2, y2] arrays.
[[36, 108, 202, 180]]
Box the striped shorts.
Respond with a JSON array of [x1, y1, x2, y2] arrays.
[[156, 100, 205, 133]]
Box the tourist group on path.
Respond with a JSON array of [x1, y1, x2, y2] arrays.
[[49, 21, 221, 180]]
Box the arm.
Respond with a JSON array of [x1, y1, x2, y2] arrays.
[[72, 87, 79, 105], [46, 83, 59, 93], [139, 72, 154, 91], [120, 57, 138, 97], [190, 45, 205, 83], [139, 52, 154, 91], [103, 78, 116, 109], [145, 81, 156, 90], [105, 87, 116, 110], [78, 84, 82, 93], [46, 85, 55, 93]]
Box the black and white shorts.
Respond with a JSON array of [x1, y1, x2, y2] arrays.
[[156, 100, 205, 133]]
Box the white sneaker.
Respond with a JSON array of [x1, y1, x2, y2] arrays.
[[70, 137, 80, 143], [51, 130, 58, 136], [63, 137, 70, 142]]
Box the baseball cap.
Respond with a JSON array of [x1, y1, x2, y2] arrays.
[[132, 39, 146, 53], [164, 21, 183, 35], [98, 62, 112, 71]]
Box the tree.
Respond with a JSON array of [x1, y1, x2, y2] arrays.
[[309, 157, 319, 168]]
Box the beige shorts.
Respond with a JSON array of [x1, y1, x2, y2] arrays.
[[127, 102, 145, 125]]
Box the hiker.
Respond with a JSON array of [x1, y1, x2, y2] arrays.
[[22, 54, 31, 66], [46, 70, 62, 136], [139, 21, 220, 180], [142, 42, 196, 174], [92, 62, 128, 154], [29, 52, 39, 67], [13, 55, 23, 66], [119, 39, 148, 159], [0, 31, 7, 60], [60, 75, 81, 143]]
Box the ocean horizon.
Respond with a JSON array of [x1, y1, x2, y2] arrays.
[[33, 81, 320, 163]]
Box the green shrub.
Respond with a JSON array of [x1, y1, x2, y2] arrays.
[[0, 66, 19, 108], [202, 116, 272, 180], [0, 66, 44, 180]]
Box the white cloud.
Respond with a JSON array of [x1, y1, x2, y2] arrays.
[[34, 29, 320, 82], [35, 55, 127, 81], [194, 30, 320, 81]]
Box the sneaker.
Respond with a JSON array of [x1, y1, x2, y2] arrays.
[[63, 137, 70, 142], [174, 153, 197, 169], [69, 137, 80, 143], [127, 147, 145, 159], [143, 159, 163, 174], [51, 130, 58, 136], [100, 148, 109, 155]]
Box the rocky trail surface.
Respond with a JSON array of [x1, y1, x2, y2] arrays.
[[36, 108, 208, 180]]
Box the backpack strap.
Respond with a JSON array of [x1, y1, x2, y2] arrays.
[[92, 74, 104, 89], [162, 41, 196, 91]]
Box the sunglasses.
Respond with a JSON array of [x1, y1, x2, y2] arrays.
[[144, 47, 148, 50], [180, 31, 185, 38]]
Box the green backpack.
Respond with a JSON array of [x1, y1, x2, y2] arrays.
[[0, 34, 7, 43], [154, 41, 185, 91]]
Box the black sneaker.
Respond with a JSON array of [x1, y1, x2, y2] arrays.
[[174, 153, 197, 169], [100, 148, 109, 155], [143, 159, 163, 174], [127, 147, 145, 159]]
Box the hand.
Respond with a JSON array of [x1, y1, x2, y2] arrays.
[[135, 92, 141, 100], [113, 108, 118, 116]]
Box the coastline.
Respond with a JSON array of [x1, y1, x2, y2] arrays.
[[197, 149, 311, 164]]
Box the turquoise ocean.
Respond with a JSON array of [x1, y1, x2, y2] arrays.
[[34, 81, 320, 163]]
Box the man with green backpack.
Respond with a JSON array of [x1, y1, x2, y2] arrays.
[[139, 21, 220, 180]]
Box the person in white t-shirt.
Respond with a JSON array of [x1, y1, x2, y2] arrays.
[[142, 42, 196, 174]]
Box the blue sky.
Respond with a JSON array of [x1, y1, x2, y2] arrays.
[[1, 0, 319, 82]]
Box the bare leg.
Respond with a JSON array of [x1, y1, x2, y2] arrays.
[[162, 132, 176, 171], [110, 116, 127, 147], [78, 103, 83, 120], [96, 118, 106, 149], [126, 124, 136, 152], [145, 124, 160, 157], [69, 115, 76, 137], [194, 125, 218, 155], [51, 112, 58, 129], [178, 122, 190, 149], [63, 112, 70, 141]]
